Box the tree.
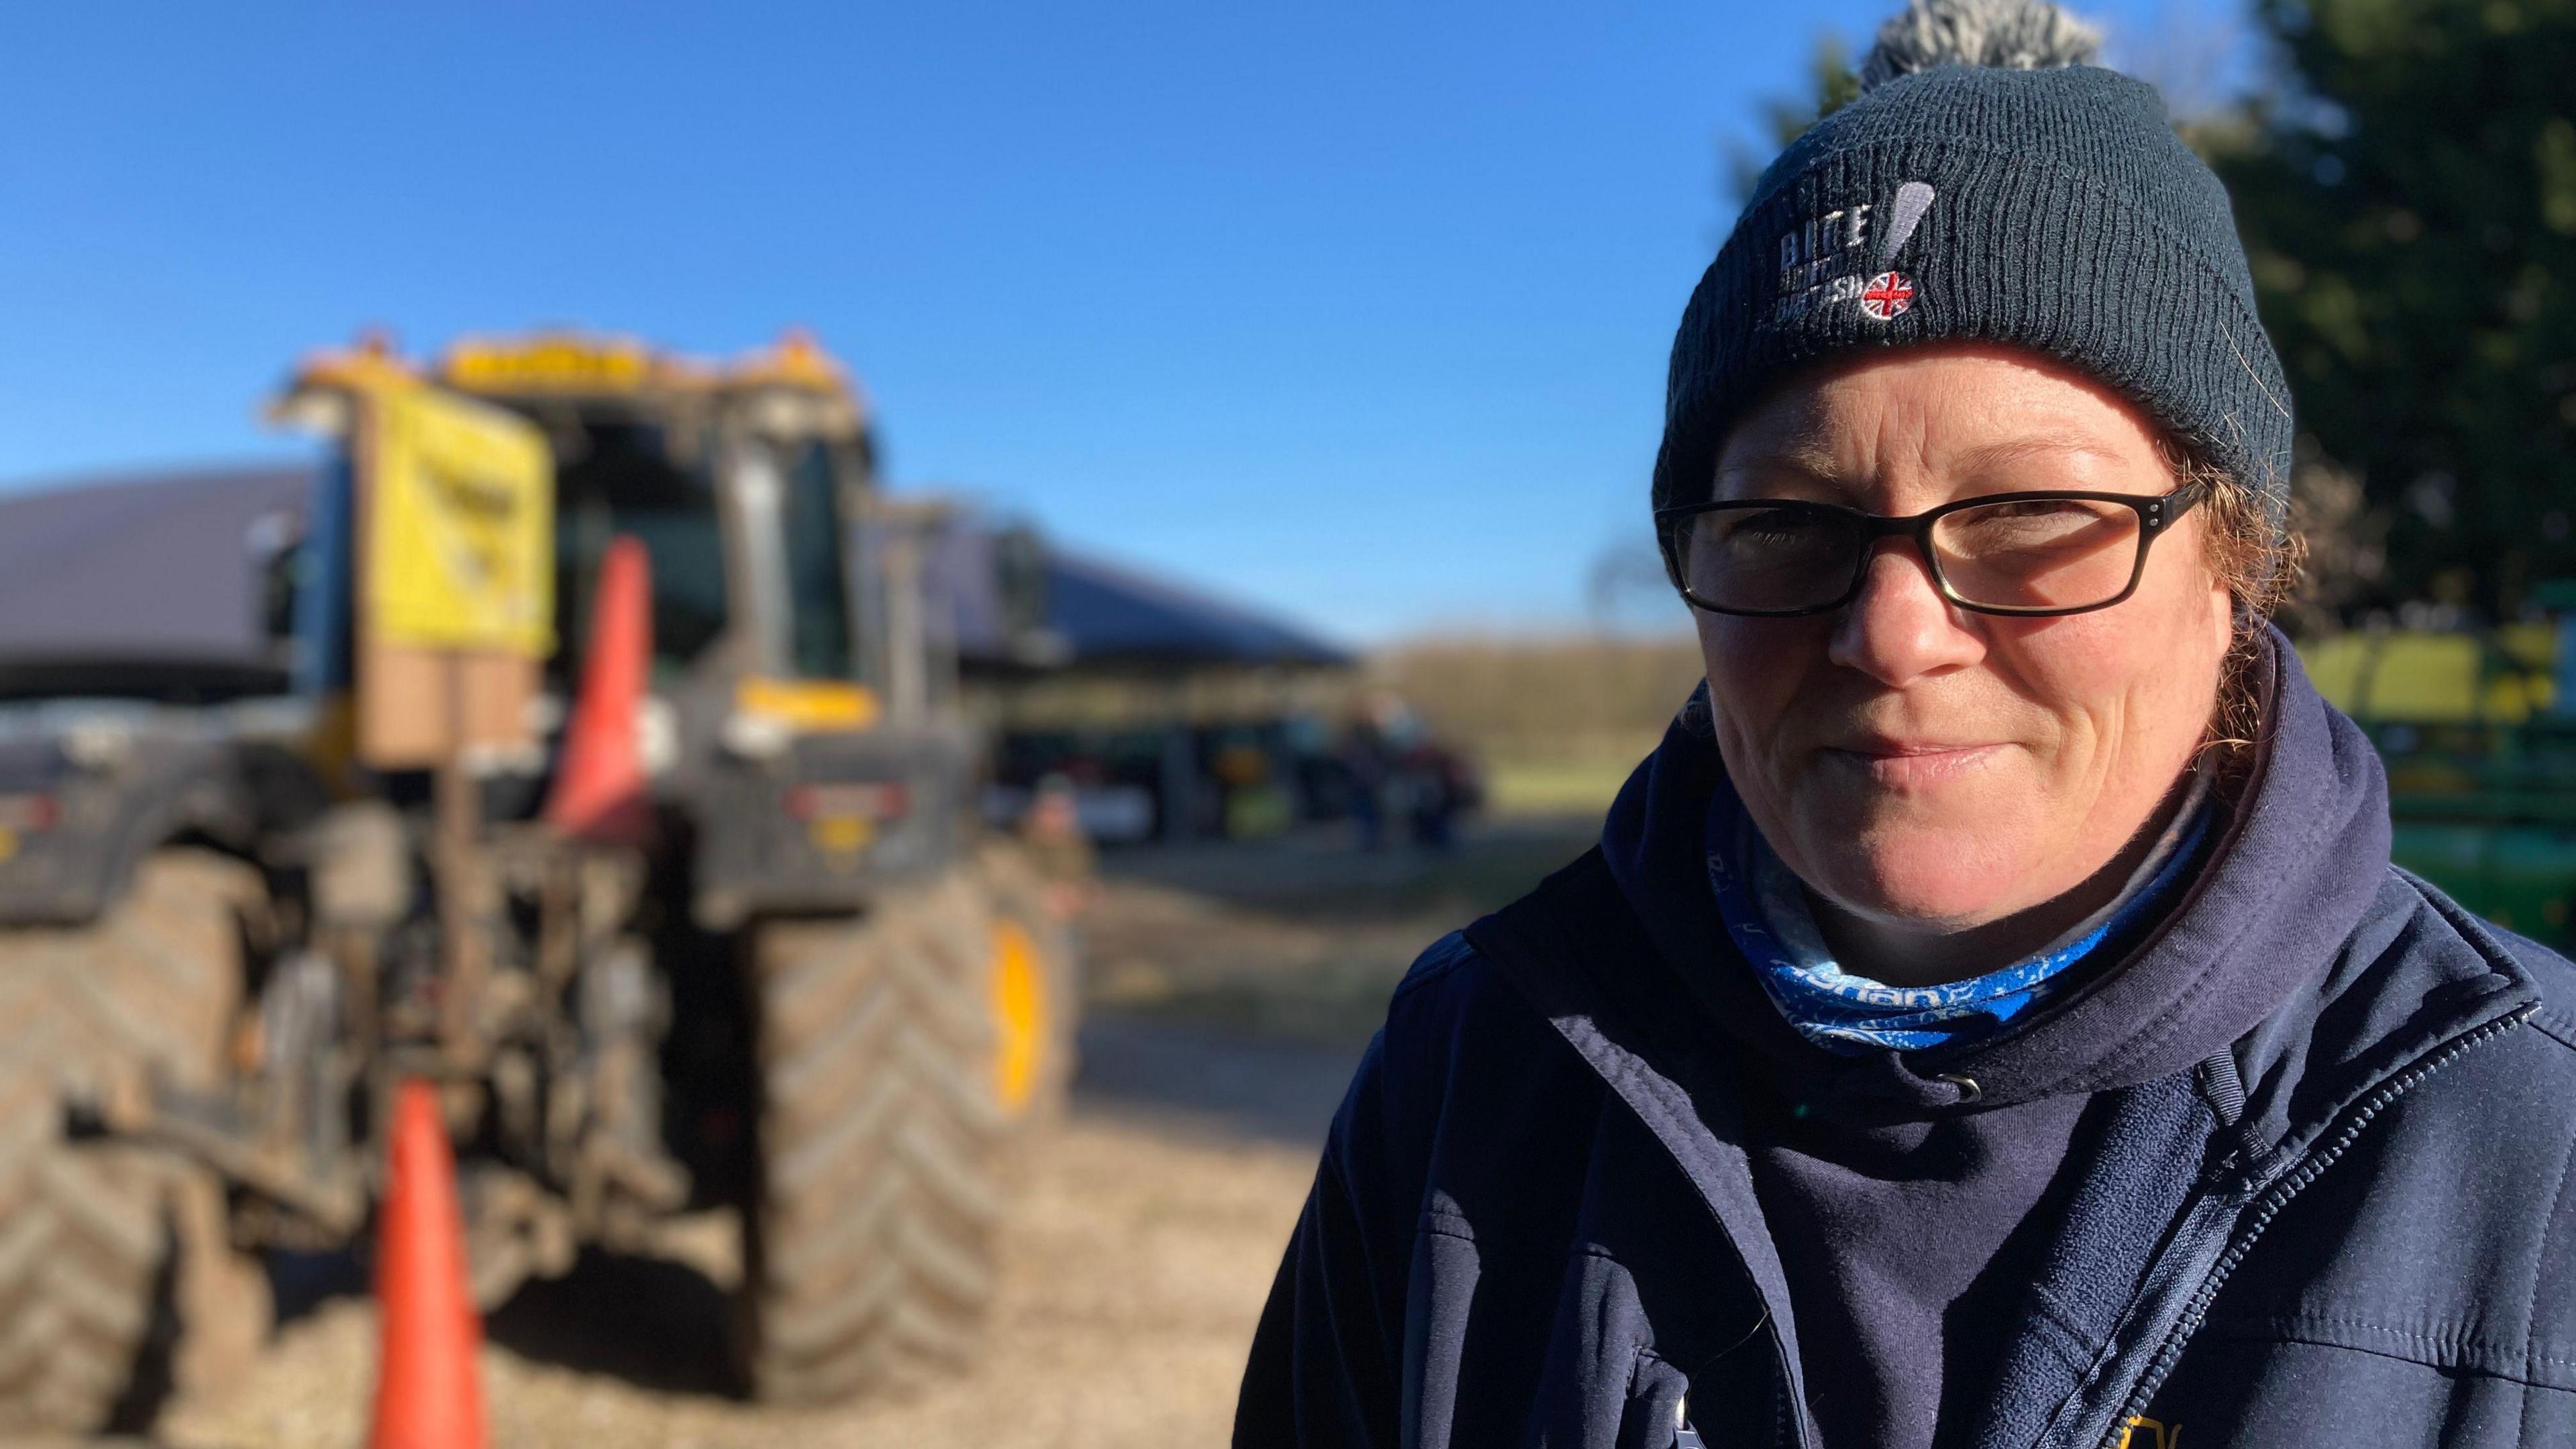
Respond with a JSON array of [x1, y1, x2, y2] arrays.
[[1722, 35, 1864, 205], [2206, 0, 2576, 618]]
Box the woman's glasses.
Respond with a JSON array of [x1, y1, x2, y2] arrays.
[[1653, 482, 2204, 619]]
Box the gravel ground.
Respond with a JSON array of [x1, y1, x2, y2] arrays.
[[105, 825, 1589, 1448], [154, 1091, 1328, 1449], [1081, 820, 1593, 1044]]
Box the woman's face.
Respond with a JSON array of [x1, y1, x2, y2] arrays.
[[1696, 344, 2232, 934]]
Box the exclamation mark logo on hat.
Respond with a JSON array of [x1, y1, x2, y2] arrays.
[[1861, 181, 1934, 321]]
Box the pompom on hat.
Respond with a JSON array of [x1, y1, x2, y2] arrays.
[[1653, 0, 2294, 537]]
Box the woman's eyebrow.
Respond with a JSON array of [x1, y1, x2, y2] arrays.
[[1715, 440, 1847, 487], [1948, 434, 2130, 476], [1715, 433, 2130, 497]]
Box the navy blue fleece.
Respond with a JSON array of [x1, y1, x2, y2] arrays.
[[1238, 636, 2576, 1446]]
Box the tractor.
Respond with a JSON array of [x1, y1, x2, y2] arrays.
[[0, 329, 1077, 1430]]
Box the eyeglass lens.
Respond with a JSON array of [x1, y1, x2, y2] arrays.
[[1674, 498, 2147, 613]]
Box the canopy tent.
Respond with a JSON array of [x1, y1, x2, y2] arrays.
[[1032, 549, 1350, 672], [0, 466, 1350, 679], [0, 467, 308, 699], [0, 466, 306, 666]]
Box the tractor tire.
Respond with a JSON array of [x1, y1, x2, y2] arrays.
[[0, 848, 269, 1434], [738, 861, 1077, 1404]]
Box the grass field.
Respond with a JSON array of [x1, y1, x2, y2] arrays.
[[1370, 633, 1698, 821], [1372, 633, 1702, 759]]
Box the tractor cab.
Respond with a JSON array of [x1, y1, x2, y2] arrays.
[[273, 330, 979, 926], [437, 331, 871, 696]]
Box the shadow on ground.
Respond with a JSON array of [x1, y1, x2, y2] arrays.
[[482, 1248, 740, 1397], [248, 1242, 743, 1400]]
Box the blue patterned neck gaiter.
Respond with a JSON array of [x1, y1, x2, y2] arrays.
[[1705, 772, 2214, 1055]]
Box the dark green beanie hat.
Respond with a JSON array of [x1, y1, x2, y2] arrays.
[[1653, 0, 2295, 533]]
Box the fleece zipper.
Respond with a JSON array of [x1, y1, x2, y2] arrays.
[[1464, 904, 1822, 1449], [2039, 1002, 2538, 1449]]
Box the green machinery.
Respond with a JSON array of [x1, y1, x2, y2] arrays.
[[2305, 609, 2576, 945]]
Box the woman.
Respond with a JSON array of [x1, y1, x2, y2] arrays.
[[1235, 5, 2576, 1446]]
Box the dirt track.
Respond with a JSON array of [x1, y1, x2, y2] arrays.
[[136, 824, 1589, 1449], [156, 1029, 1341, 1449]]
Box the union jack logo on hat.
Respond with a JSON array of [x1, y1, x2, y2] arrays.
[[1859, 271, 1915, 321]]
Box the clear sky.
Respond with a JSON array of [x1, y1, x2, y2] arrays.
[[0, 1, 2235, 644]]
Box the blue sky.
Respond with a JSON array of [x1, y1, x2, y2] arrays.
[[0, 1, 2241, 643]]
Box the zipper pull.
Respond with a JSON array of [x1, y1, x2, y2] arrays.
[[1675, 1392, 1709, 1449]]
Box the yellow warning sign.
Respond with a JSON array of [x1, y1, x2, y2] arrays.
[[443, 334, 655, 394], [365, 383, 554, 657]]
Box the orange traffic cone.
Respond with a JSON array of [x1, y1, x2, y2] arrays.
[[545, 534, 655, 843], [370, 1079, 486, 1449]]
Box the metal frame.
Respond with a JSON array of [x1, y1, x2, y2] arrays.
[[1652, 481, 2206, 619]]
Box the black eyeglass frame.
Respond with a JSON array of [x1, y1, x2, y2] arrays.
[[1652, 481, 2206, 619]]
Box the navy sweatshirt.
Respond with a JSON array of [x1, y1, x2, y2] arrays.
[[1237, 634, 2576, 1446], [1589, 649, 2372, 1448]]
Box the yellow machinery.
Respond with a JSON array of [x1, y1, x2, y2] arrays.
[[0, 330, 1075, 1429]]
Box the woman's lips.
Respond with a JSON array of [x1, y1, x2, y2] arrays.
[[1817, 742, 2004, 790]]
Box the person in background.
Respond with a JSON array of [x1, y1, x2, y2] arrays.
[[1018, 773, 1097, 920], [1236, 2, 2576, 1444], [1338, 701, 1396, 851], [1398, 737, 1471, 851]]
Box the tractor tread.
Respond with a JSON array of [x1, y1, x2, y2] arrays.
[[0, 848, 262, 1435], [739, 860, 1070, 1406]]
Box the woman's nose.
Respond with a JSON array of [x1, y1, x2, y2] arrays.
[[1825, 541, 1985, 685]]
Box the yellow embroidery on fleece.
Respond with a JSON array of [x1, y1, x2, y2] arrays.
[[2118, 1416, 2182, 1449]]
